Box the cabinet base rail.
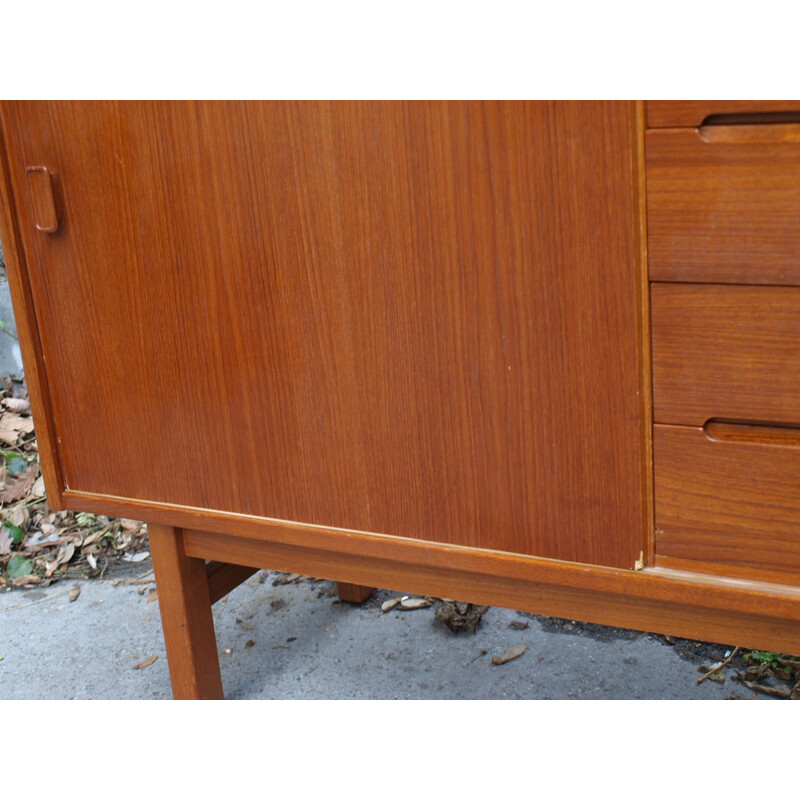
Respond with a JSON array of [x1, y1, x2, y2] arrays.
[[148, 523, 800, 700]]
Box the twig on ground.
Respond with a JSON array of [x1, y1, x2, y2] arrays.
[[0, 589, 71, 612], [697, 646, 740, 685], [100, 577, 156, 587], [741, 680, 792, 699]]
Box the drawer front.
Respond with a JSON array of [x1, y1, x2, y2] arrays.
[[646, 125, 800, 284], [647, 100, 800, 128], [652, 284, 800, 427], [654, 424, 800, 585]]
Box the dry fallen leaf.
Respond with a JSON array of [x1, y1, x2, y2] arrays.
[[381, 597, 401, 613], [509, 620, 529, 631], [146, 589, 158, 605], [273, 573, 302, 585], [492, 644, 527, 665], [0, 464, 38, 503], [0, 525, 11, 556], [741, 680, 791, 699], [6, 504, 29, 529], [133, 655, 158, 670], [2, 397, 31, 415], [122, 551, 150, 563], [44, 542, 75, 577], [80, 529, 105, 548], [399, 595, 434, 610], [69, 586, 81, 602], [0, 412, 34, 444], [25, 531, 59, 549], [11, 574, 41, 588]]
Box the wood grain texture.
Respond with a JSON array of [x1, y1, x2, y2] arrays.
[[336, 582, 375, 603], [652, 283, 800, 426], [61, 485, 800, 618], [0, 101, 644, 568], [654, 424, 800, 585], [0, 115, 65, 507], [206, 562, 259, 605], [646, 126, 800, 284], [57, 483, 800, 654], [647, 100, 800, 128], [633, 101, 655, 566], [182, 527, 800, 655], [149, 524, 224, 699]]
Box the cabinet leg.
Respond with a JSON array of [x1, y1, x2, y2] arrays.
[[149, 523, 224, 700], [336, 582, 375, 603]]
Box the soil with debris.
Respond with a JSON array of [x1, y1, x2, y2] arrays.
[[433, 599, 489, 634], [517, 612, 799, 699]]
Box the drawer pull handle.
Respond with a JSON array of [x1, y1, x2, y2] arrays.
[[704, 419, 800, 448], [25, 166, 59, 233], [702, 111, 800, 127], [698, 122, 800, 144]]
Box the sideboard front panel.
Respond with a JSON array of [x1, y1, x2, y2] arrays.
[[0, 101, 644, 567]]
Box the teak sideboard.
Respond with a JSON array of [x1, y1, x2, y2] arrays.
[[1, 100, 799, 699]]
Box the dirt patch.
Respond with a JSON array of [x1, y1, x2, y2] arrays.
[[520, 611, 734, 664]]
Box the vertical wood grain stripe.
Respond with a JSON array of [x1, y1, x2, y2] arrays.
[[0, 109, 66, 506]]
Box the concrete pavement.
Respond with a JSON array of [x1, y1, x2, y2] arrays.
[[0, 561, 766, 699]]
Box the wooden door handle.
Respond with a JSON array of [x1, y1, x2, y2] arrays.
[[25, 166, 59, 233]]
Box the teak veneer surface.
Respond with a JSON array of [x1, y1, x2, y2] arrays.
[[0, 101, 644, 568], [654, 424, 800, 586], [148, 523, 224, 699], [646, 100, 800, 128], [6, 100, 800, 695], [181, 527, 800, 656], [651, 283, 800, 427], [646, 126, 800, 284]]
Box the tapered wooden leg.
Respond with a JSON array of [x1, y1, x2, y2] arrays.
[[336, 582, 375, 603], [149, 523, 224, 700]]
